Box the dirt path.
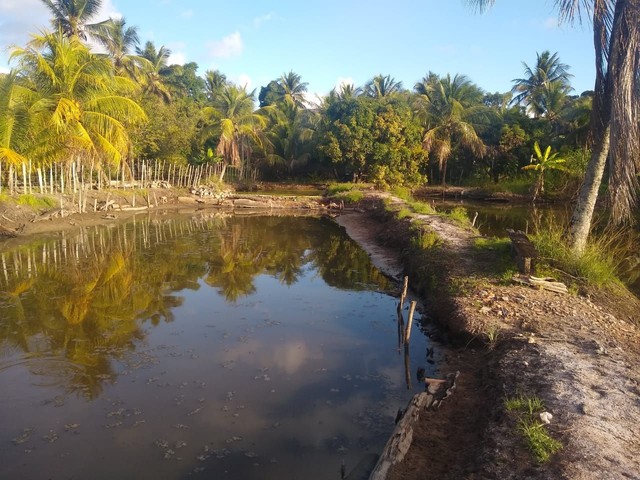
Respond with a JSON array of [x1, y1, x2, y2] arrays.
[[333, 195, 640, 480]]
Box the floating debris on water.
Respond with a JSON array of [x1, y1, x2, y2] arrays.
[[12, 429, 32, 445], [42, 430, 58, 443]]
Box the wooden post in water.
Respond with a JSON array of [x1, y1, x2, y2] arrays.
[[405, 301, 417, 344], [398, 276, 409, 314]]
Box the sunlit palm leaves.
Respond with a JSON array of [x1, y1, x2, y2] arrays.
[[41, 0, 109, 40], [202, 84, 266, 180], [136, 41, 173, 102], [414, 72, 486, 184], [11, 30, 146, 168], [0, 72, 33, 165], [512, 50, 573, 118], [364, 74, 403, 98]]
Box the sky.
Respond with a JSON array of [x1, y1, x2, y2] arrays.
[[0, 0, 596, 100]]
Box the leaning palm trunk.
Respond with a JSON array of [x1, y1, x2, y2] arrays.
[[569, 126, 611, 253], [569, 0, 640, 255]]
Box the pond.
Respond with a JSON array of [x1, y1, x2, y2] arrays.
[[0, 213, 433, 480]]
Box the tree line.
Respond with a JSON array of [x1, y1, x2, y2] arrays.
[[0, 0, 638, 255]]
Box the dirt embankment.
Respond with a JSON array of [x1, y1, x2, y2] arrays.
[[336, 193, 640, 480], [0, 188, 331, 238]]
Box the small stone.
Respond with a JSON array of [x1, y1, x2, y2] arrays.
[[539, 411, 553, 424]]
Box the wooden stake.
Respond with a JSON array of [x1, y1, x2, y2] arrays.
[[405, 301, 417, 343], [398, 276, 409, 313]]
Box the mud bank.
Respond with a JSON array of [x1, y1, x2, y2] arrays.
[[334, 194, 640, 480]]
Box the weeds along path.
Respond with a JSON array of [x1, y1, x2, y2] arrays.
[[335, 192, 640, 480]]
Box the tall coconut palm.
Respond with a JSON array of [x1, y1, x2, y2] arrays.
[[337, 82, 362, 101], [202, 84, 266, 181], [136, 41, 172, 102], [278, 71, 309, 108], [414, 72, 486, 184], [40, 0, 109, 41], [512, 50, 573, 118], [364, 74, 403, 98], [11, 30, 147, 169], [204, 69, 229, 102], [468, 0, 640, 254], [92, 17, 143, 78], [264, 99, 316, 173]]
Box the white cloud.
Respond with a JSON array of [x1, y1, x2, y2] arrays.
[[98, 0, 122, 20], [335, 77, 355, 92], [543, 17, 559, 29], [0, 0, 50, 52], [253, 12, 275, 27], [0, 65, 10, 74], [236, 73, 253, 90], [168, 51, 186, 65], [207, 31, 243, 59], [181, 9, 193, 18]]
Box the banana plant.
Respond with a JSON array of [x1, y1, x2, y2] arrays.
[[522, 141, 566, 203]]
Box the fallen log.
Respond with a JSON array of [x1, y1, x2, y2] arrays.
[[0, 224, 17, 238], [512, 274, 568, 294]]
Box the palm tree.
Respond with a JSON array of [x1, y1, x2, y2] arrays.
[[522, 142, 567, 202], [0, 72, 33, 166], [468, 0, 640, 254], [136, 41, 172, 102], [364, 74, 403, 98], [202, 84, 266, 181], [337, 82, 362, 101], [278, 71, 309, 108], [92, 17, 143, 78], [414, 72, 486, 184], [40, 0, 109, 40], [512, 50, 573, 118], [204, 69, 229, 101], [264, 99, 316, 173], [11, 30, 147, 169]]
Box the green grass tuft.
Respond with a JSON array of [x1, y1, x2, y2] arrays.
[[518, 418, 563, 463], [408, 200, 437, 215], [444, 206, 471, 226], [17, 194, 57, 209], [411, 227, 440, 250], [531, 222, 633, 288], [504, 394, 561, 463], [505, 394, 545, 416], [391, 186, 413, 201], [332, 189, 364, 203], [396, 208, 412, 220]]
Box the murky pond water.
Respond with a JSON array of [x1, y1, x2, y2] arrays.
[[0, 213, 432, 480]]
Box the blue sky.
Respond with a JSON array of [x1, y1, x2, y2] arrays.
[[0, 0, 595, 99]]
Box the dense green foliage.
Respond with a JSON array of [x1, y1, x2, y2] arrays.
[[0, 0, 611, 198]]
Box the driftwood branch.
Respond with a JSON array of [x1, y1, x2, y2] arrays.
[[512, 274, 568, 294]]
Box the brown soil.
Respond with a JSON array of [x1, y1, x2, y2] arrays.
[[3, 189, 640, 479], [335, 194, 640, 480]]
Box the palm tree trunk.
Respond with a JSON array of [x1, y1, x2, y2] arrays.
[[569, 125, 611, 254]]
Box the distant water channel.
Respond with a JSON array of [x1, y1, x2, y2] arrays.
[[0, 213, 432, 480], [435, 199, 640, 296]]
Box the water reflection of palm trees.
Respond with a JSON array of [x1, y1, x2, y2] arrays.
[[0, 214, 391, 400]]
